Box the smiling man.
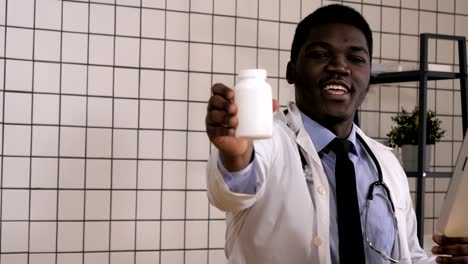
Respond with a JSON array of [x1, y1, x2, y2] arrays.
[[288, 22, 371, 139], [205, 4, 468, 264]]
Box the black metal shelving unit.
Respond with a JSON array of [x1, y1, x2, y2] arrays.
[[370, 33, 467, 246]]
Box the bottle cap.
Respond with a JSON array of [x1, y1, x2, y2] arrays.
[[238, 69, 267, 79]]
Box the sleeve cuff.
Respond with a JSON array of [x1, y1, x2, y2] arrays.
[[217, 153, 257, 194]]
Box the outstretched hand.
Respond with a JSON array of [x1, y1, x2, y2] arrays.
[[432, 234, 468, 263], [205, 83, 279, 171]]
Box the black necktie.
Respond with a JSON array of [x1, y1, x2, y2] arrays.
[[330, 138, 366, 264]]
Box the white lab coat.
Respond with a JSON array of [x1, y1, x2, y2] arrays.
[[206, 102, 436, 264]]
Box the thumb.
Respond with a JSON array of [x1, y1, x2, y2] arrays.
[[272, 99, 280, 112]]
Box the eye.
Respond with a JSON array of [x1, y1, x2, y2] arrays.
[[348, 55, 367, 64], [306, 51, 330, 60]]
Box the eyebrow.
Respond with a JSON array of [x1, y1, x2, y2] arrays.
[[349, 46, 370, 57], [304, 41, 370, 57]]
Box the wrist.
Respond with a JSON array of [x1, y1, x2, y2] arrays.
[[220, 143, 254, 172]]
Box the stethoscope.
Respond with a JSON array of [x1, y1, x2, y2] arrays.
[[297, 133, 396, 211], [287, 110, 401, 262], [299, 134, 401, 262]]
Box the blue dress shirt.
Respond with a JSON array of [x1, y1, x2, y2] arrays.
[[218, 112, 397, 264]]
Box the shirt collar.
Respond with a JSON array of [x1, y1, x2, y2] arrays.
[[300, 112, 358, 155]]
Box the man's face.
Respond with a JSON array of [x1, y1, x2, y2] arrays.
[[288, 23, 371, 126]]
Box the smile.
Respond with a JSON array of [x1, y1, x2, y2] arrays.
[[323, 84, 349, 95]]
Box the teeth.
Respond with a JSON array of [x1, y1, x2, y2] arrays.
[[324, 84, 347, 92]]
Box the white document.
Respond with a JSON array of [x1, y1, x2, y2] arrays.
[[436, 133, 468, 237]]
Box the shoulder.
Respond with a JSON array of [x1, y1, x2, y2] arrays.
[[357, 130, 410, 195], [357, 129, 402, 165], [356, 128, 393, 152], [367, 137, 393, 153]]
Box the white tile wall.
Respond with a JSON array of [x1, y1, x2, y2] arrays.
[[0, 0, 466, 263]]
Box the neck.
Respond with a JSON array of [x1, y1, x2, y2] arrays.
[[295, 104, 356, 139], [308, 115, 354, 139], [327, 121, 354, 139]]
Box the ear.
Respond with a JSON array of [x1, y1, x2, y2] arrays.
[[286, 61, 295, 84]]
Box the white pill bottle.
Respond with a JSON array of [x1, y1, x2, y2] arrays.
[[234, 69, 273, 139]]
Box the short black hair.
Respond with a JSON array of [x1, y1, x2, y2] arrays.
[[290, 4, 373, 63]]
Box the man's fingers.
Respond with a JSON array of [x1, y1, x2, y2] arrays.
[[208, 95, 237, 114], [435, 256, 468, 264], [206, 125, 235, 138], [206, 110, 238, 127], [206, 109, 229, 125], [433, 244, 468, 256], [212, 83, 234, 100], [208, 94, 229, 110], [206, 83, 238, 139], [434, 234, 468, 245]]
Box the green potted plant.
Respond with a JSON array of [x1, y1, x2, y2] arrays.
[[387, 107, 445, 171]]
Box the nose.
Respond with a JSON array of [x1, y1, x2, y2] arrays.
[[325, 55, 350, 76]]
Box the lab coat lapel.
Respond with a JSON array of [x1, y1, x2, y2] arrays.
[[286, 102, 333, 264], [284, 103, 322, 167]]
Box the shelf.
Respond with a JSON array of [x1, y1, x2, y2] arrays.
[[405, 171, 452, 178], [370, 71, 464, 84], [372, 33, 467, 246]]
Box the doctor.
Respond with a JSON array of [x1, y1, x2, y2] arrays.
[[205, 4, 468, 264]]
